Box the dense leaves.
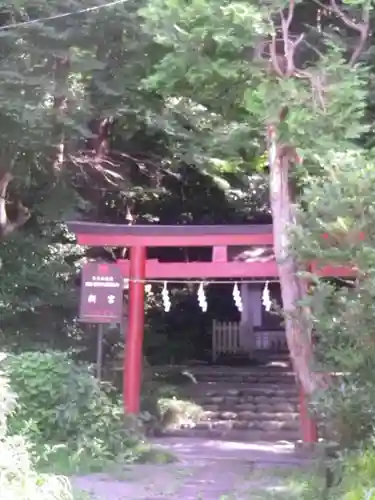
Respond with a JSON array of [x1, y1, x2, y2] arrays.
[[4, 351, 142, 457], [140, 0, 375, 445], [0, 0, 265, 350], [1, 0, 375, 458], [0, 0, 161, 345], [141, 0, 371, 172], [0, 355, 75, 500], [296, 152, 375, 446]]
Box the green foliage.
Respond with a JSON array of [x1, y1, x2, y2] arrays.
[[0, 353, 16, 438], [0, 355, 77, 500], [0, 0, 165, 346], [141, 0, 375, 457], [0, 224, 83, 332], [313, 382, 375, 447], [158, 396, 203, 429], [295, 152, 375, 269], [141, 0, 370, 173], [0, 0, 152, 148], [4, 351, 143, 461], [0, 350, 174, 489], [293, 152, 375, 447], [0, 0, 268, 353], [323, 445, 375, 499], [0, 436, 75, 500]]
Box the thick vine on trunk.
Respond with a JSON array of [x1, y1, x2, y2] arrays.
[[264, 0, 369, 396]]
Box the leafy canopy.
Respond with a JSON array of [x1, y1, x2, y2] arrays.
[[141, 0, 370, 172]]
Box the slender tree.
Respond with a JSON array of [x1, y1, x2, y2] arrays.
[[141, 0, 372, 394]]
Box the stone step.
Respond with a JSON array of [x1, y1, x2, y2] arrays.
[[192, 365, 294, 373], [195, 383, 297, 391], [189, 388, 298, 396], [164, 416, 300, 433], [198, 395, 298, 405], [197, 419, 299, 431], [189, 382, 297, 391], [191, 390, 299, 401], [194, 373, 296, 384], [191, 394, 299, 404], [189, 367, 292, 372], [159, 362, 302, 443], [211, 401, 298, 412], [195, 375, 296, 383], [193, 368, 295, 375], [202, 404, 299, 415], [201, 410, 300, 422], [153, 363, 292, 374], [161, 427, 300, 442], [192, 362, 292, 370], [197, 406, 299, 417], [194, 367, 294, 373]]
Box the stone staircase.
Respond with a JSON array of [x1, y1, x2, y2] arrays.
[[163, 358, 301, 442]]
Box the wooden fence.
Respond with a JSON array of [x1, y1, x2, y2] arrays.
[[212, 320, 287, 362]]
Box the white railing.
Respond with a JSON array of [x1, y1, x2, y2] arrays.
[[212, 320, 287, 362]]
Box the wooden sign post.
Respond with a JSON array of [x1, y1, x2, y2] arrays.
[[79, 262, 123, 379], [79, 262, 123, 323]]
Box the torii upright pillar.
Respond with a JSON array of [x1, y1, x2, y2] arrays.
[[124, 245, 146, 413]]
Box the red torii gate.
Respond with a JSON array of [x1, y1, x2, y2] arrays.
[[68, 221, 354, 443]]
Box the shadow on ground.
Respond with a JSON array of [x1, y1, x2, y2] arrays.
[[73, 437, 313, 499]]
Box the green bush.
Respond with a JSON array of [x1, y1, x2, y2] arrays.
[[311, 380, 375, 448], [325, 445, 375, 499], [0, 353, 16, 438], [4, 351, 142, 458], [0, 354, 75, 500], [0, 435, 75, 500], [292, 151, 375, 451]]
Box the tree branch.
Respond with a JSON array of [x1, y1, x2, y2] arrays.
[[281, 0, 304, 77], [330, 0, 370, 66], [281, 0, 295, 58], [269, 30, 285, 77], [269, 0, 304, 78], [286, 33, 304, 77]]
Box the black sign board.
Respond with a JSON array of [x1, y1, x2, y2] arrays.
[[79, 262, 123, 323]]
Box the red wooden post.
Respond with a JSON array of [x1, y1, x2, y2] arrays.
[[299, 385, 318, 443], [124, 246, 146, 414]]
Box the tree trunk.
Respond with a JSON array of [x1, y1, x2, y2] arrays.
[[269, 138, 323, 396]]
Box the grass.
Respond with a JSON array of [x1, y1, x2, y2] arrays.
[[236, 464, 326, 500], [30, 439, 177, 500], [73, 492, 95, 500], [158, 396, 204, 428], [34, 445, 327, 500], [172, 467, 322, 500], [33, 439, 176, 476]]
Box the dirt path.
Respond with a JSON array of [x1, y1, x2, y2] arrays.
[[73, 438, 311, 499]]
